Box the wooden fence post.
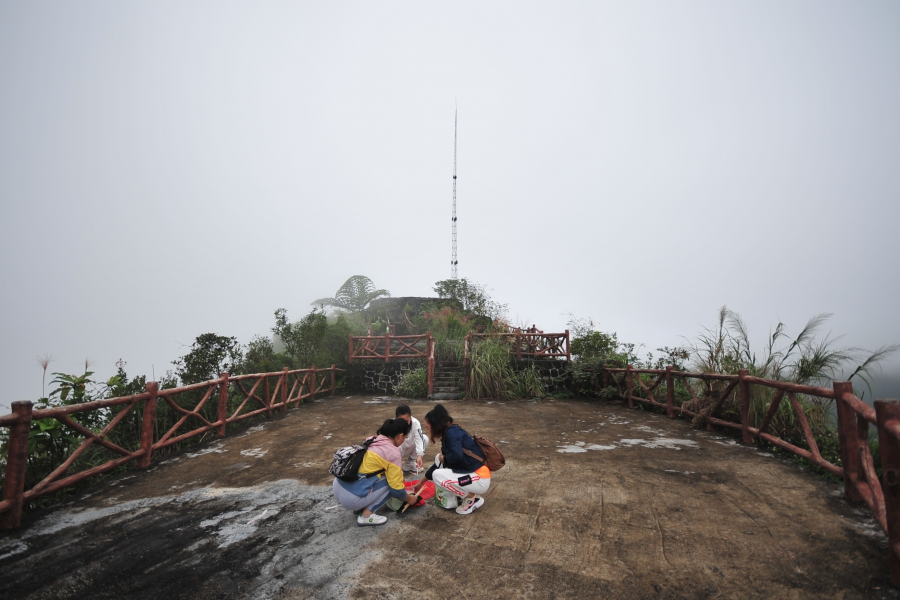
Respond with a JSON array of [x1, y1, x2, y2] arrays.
[[385, 332, 390, 363], [626, 364, 634, 408], [739, 370, 752, 444], [565, 329, 570, 361], [138, 383, 158, 469], [875, 399, 900, 587], [666, 366, 675, 419], [0, 401, 33, 530], [217, 373, 229, 438], [330, 365, 336, 395], [516, 331, 522, 362], [265, 376, 272, 418], [349, 335, 355, 362], [310, 366, 317, 403], [281, 367, 288, 413], [426, 331, 434, 397], [463, 331, 472, 395], [834, 381, 863, 502]]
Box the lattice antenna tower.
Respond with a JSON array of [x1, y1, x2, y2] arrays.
[[451, 106, 458, 279]]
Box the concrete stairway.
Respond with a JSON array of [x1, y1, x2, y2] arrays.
[[430, 361, 464, 400]]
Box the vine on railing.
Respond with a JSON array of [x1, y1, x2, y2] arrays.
[[0, 365, 343, 530]]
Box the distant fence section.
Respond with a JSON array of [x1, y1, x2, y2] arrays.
[[0, 366, 342, 530], [464, 331, 570, 361], [348, 331, 571, 397], [349, 332, 435, 396], [606, 364, 900, 586], [349, 332, 432, 362]]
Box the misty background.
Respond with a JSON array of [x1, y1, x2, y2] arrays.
[[1, 2, 898, 412]]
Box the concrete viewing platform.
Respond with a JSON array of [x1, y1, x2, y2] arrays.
[[0, 395, 894, 599]]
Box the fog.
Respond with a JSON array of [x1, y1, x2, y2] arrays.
[[2, 2, 899, 412]]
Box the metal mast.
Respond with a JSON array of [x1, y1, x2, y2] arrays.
[[451, 107, 458, 279]]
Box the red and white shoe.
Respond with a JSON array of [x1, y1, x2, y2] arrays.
[[455, 496, 484, 515]]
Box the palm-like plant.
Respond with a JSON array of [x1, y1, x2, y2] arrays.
[[311, 275, 390, 313]]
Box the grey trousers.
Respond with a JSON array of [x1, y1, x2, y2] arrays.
[[332, 478, 390, 513]]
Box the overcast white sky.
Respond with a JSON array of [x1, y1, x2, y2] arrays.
[[2, 1, 899, 410]]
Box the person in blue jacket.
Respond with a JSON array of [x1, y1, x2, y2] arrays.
[[410, 404, 491, 515]]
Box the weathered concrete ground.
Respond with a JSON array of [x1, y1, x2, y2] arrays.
[[0, 396, 895, 599]]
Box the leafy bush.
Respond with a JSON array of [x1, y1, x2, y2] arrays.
[[239, 335, 293, 375], [433, 278, 508, 321], [513, 364, 545, 399], [273, 308, 328, 368], [172, 334, 242, 384], [396, 366, 428, 398], [1, 367, 127, 512]]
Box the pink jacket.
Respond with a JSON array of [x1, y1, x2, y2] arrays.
[[366, 434, 402, 466]]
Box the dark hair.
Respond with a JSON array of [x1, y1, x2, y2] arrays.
[[424, 404, 453, 442], [395, 404, 411, 417], [377, 418, 411, 439]]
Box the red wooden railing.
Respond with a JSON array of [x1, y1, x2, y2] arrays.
[[349, 332, 435, 395], [463, 331, 570, 361], [0, 365, 342, 530], [607, 364, 900, 586], [462, 331, 570, 394], [349, 332, 433, 362]]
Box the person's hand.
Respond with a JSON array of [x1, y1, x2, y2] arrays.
[[416, 455, 424, 469], [438, 453, 443, 464]]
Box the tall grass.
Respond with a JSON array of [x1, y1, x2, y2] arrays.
[[434, 334, 465, 362], [467, 340, 516, 400], [467, 340, 546, 400], [514, 363, 545, 399], [687, 306, 898, 445]]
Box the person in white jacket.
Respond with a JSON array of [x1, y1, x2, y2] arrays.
[[395, 404, 429, 473]]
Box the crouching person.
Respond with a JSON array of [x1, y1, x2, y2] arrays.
[[411, 404, 490, 515], [396, 404, 429, 473], [331, 418, 420, 526]]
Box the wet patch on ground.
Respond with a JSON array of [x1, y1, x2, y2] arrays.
[[0, 479, 403, 599]]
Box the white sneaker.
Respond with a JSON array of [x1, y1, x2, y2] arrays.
[[455, 496, 484, 515], [357, 513, 387, 526]]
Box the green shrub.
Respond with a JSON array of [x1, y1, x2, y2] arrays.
[[396, 366, 428, 398], [514, 364, 545, 399]]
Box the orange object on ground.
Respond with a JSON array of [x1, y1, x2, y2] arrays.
[[404, 480, 435, 506]]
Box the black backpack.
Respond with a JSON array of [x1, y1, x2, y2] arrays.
[[328, 436, 384, 482]]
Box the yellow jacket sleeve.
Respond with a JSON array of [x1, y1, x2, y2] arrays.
[[359, 451, 405, 491]]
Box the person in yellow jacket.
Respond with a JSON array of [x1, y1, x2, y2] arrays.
[[331, 418, 420, 526]]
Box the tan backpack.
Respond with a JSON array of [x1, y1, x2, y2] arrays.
[[463, 433, 506, 472]]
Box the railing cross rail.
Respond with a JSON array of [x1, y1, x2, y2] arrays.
[[0, 365, 344, 531]]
